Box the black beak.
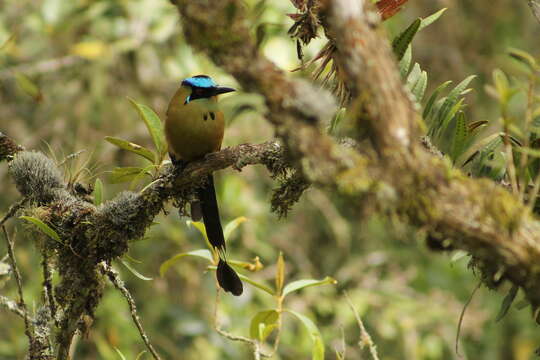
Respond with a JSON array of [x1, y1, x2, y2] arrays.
[[213, 86, 236, 96]]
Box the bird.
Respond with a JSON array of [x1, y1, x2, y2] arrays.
[[165, 75, 243, 296]]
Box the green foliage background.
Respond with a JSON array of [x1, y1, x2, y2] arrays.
[[1, 0, 540, 359]]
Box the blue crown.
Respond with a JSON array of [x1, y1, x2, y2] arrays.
[[182, 75, 216, 88]]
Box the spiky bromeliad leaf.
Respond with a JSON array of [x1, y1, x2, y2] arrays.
[[450, 111, 469, 162], [409, 68, 428, 103], [392, 18, 421, 61], [399, 45, 412, 79], [437, 75, 476, 125], [418, 8, 447, 30], [423, 81, 452, 120]]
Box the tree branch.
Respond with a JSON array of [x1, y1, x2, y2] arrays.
[[172, 0, 540, 322], [100, 263, 161, 360]]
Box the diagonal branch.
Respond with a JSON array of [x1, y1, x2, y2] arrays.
[[172, 0, 540, 321], [100, 263, 161, 360]]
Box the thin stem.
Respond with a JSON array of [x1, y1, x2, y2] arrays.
[[456, 281, 482, 357], [100, 263, 161, 360], [3, 226, 34, 344], [212, 291, 271, 358], [519, 75, 536, 202], [0, 198, 28, 227], [0, 295, 26, 318], [344, 291, 380, 360]]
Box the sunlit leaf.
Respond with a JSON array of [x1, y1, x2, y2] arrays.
[[15, 73, 43, 102], [119, 259, 152, 281], [160, 249, 213, 277], [128, 98, 167, 160], [287, 310, 325, 360], [514, 147, 540, 158], [508, 48, 538, 72], [109, 167, 150, 184], [410, 69, 428, 103], [437, 75, 476, 127], [399, 45, 412, 79], [419, 8, 447, 31], [105, 136, 155, 163], [283, 276, 337, 297], [19, 216, 62, 244], [93, 178, 104, 206], [223, 216, 248, 241], [451, 250, 468, 263], [249, 310, 279, 341], [114, 347, 127, 360], [210, 265, 275, 294], [71, 41, 107, 59]]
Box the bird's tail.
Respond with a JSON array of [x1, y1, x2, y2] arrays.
[[198, 175, 243, 296]]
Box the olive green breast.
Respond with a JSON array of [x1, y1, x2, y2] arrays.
[[165, 87, 225, 161]]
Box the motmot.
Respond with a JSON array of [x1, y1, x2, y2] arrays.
[[165, 75, 243, 296]]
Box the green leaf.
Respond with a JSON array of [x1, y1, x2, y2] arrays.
[[496, 284, 519, 322], [468, 120, 489, 133], [207, 265, 275, 294], [398, 45, 412, 79], [392, 18, 421, 61], [436, 98, 465, 141], [109, 167, 150, 184], [120, 259, 153, 281], [450, 111, 468, 162], [135, 351, 147, 360], [514, 146, 540, 158], [419, 8, 447, 30], [423, 81, 452, 120], [129, 164, 157, 190], [410, 69, 428, 103], [223, 216, 248, 241], [15, 73, 43, 102], [93, 178, 104, 206], [508, 48, 538, 72], [450, 250, 468, 263], [128, 98, 167, 160], [159, 249, 213, 277], [19, 216, 62, 244], [114, 348, 127, 360], [283, 276, 337, 297], [276, 252, 285, 295], [437, 75, 476, 127], [405, 63, 421, 90], [236, 272, 275, 295], [104, 136, 155, 163], [249, 310, 279, 341], [287, 310, 325, 360]]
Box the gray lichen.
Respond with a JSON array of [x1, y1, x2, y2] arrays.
[[9, 151, 64, 203]]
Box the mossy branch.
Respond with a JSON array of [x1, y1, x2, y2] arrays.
[[0, 135, 292, 359], [172, 0, 540, 324]]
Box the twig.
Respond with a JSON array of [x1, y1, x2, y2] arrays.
[[0, 198, 28, 227], [0, 55, 81, 80], [0, 295, 26, 318], [42, 251, 58, 326], [213, 291, 271, 359], [3, 226, 34, 344], [344, 291, 380, 360], [100, 263, 161, 360], [456, 281, 482, 358]]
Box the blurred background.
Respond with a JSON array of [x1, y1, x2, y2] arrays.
[[1, 0, 539, 359]]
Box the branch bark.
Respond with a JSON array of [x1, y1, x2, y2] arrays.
[[172, 0, 540, 322]]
